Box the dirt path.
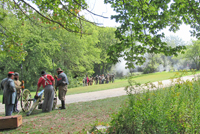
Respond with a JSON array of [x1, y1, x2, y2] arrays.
[[0, 74, 198, 114]]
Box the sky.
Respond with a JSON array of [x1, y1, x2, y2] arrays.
[[82, 0, 197, 43]]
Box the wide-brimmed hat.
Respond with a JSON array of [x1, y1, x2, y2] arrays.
[[41, 71, 46, 76], [56, 68, 63, 72], [14, 72, 19, 76]]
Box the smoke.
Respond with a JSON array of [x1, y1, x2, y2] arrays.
[[110, 57, 130, 76]]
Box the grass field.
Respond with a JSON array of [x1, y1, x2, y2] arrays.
[[0, 70, 199, 103], [0, 95, 128, 133]]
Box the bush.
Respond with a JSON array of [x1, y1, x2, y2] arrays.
[[68, 76, 83, 88], [28, 85, 38, 92], [108, 73, 200, 133]]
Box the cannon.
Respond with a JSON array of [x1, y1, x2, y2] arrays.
[[20, 89, 57, 116]]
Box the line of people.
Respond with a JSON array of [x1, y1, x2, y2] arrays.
[[83, 74, 115, 86]]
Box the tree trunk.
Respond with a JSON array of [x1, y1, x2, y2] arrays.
[[102, 62, 105, 75]]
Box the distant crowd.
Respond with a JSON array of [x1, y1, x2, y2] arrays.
[[83, 74, 115, 86]]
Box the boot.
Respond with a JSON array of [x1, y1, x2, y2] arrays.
[[62, 100, 66, 109], [59, 101, 62, 109], [59, 100, 66, 109]]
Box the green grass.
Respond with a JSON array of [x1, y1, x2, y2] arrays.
[[0, 70, 199, 103], [66, 70, 200, 95], [0, 95, 128, 133]]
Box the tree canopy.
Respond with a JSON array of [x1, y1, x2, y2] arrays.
[[0, 12, 118, 88], [0, 0, 108, 59], [105, 0, 199, 68]]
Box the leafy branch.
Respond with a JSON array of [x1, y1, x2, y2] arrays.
[[19, 0, 82, 33]]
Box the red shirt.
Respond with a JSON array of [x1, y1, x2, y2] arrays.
[[87, 77, 89, 83], [37, 74, 54, 88]]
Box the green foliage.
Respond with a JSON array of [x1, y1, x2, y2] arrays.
[[52, 21, 101, 76], [108, 71, 200, 133], [0, 0, 106, 61], [1, 0, 89, 33], [181, 40, 200, 70], [0, 11, 27, 60], [104, 0, 200, 68], [67, 76, 83, 88], [143, 53, 161, 73], [0, 12, 115, 89], [94, 27, 119, 75]]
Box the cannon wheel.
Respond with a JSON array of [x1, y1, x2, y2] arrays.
[[21, 89, 32, 112], [52, 90, 57, 110], [27, 94, 44, 116]]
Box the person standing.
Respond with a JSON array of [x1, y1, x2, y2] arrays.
[[56, 68, 69, 109], [36, 71, 55, 112], [112, 74, 115, 83], [106, 74, 110, 84], [13, 72, 24, 112], [101, 74, 105, 84], [85, 76, 87, 86], [95, 75, 99, 85], [0, 71, 16, 116], [82, 77, 85, 86], [86, 76, 89, 86], [89, 77, 93, 86], [109, 74, 112, 83]]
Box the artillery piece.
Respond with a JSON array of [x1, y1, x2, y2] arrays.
[[20, 89, 57, 116]]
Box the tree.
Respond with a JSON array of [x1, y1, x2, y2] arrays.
[[104, 0, 200, 68], [52, 22, 101, 77], [162, 35, 187, 70], [0, 13, 107, 88], [0, 0, 106, 33], [0, 12, 27, 60], [0, 14, 60, 87], [94, 27, 118, 75], [182, 40, 200, 70], [143, 53, 161, 73], [0, 0, 107, 60]]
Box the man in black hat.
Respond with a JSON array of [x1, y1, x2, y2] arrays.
[[13, 72, 24, 112], [36, 71, 55, 112], [55, 68, 69, 109], [0, 71, 16, 116]]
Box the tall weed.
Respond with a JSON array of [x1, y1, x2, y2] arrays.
[[108, 70, 200, 133]]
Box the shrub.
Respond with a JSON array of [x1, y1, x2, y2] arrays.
[[68, 76, 83, 88], [108, 73, 200, 133]]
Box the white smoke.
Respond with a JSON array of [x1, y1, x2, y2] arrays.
[[111, 57, 130, 76]]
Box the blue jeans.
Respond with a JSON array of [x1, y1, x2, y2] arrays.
[[5, 104, 14, 116]]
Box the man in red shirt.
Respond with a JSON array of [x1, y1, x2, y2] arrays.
[[36, 71, 55, 112], [86, 76, 89, 86]]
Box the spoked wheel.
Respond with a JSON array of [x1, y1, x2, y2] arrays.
[[52, 90, 57, 110], [27, 91, 44, 116], [21, 89, 32, 112]]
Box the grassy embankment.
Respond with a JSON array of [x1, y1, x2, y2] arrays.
[[106, 71, 200, 133]]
